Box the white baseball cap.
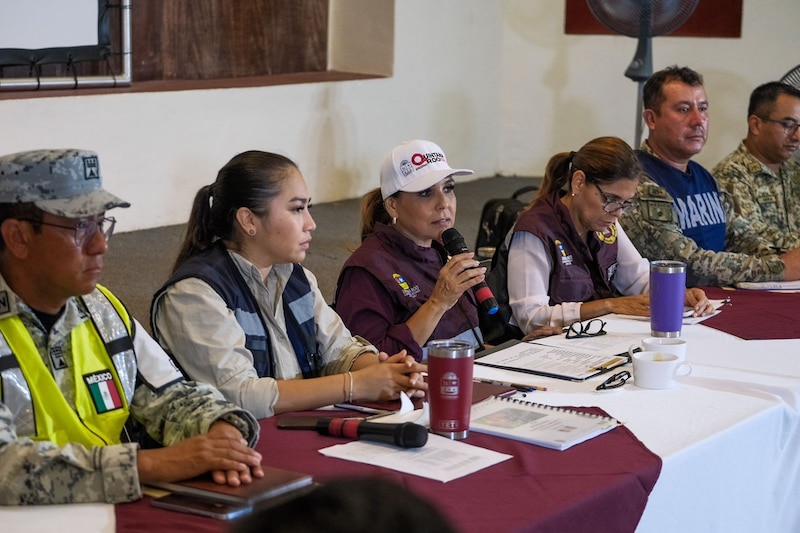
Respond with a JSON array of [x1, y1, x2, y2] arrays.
[[379, 140, 473, 200]]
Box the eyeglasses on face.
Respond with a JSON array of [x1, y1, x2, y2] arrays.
[[596, 370, 631, 391], [758, 116, 800, 136], [564, 318, 607, 339], [20, 216, 117, 247], [592, 182, 638, 215]]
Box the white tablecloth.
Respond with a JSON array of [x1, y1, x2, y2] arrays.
[[474, 315, 800, 533]]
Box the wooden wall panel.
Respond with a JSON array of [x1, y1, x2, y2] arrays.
[[132, 0, 328, 81]]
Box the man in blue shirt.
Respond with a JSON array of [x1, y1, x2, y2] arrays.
[[620, 65, 800, 286]]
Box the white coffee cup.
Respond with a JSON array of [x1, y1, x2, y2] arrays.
[[632, 351, 692, 390], [629, 337, 687, 362]]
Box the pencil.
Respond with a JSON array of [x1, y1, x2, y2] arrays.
[[475, 378, 548, 392]]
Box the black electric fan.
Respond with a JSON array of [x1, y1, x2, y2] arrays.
[[780, 65, 800, 89], [781, 65, 800, 162], [586, 0, 700, 147]]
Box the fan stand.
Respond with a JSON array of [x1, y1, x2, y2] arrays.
[[624, 6, 654, 149]]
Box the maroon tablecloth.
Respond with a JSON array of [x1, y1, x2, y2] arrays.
[[116, 408, 661, 533], [699, 286, 800, 340]]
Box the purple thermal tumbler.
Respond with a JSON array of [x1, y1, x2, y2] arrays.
[[649, 260, 686, 338]]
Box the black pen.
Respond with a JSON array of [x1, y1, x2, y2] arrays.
[[474, 378, 548, 392]]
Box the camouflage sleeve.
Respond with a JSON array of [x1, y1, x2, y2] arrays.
[[719, 188, 787, 256], [620, 178, 785, 286], [130, 380, 259, 447], [130, 322, 260, 447], [0, 402, 142, 505], [715, 164, 800, 252]]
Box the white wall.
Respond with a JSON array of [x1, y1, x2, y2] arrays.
[[497, 0, 800, 174], [0, 0, 798, 232]]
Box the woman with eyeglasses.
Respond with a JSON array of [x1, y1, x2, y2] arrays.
[[504, 136, 713, 334]]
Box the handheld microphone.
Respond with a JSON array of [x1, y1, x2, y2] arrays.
[[441, 228, 499, 315], [317, 418, 428, 448]]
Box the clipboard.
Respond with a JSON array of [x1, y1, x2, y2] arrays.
[[475, 339, 631, 382]]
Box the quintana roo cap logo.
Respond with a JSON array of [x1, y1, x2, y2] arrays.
[[399, 159, 414, 177], [596, 224, 617, 244]]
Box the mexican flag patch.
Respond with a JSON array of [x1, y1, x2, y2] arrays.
[[84, 370, 123, 413]]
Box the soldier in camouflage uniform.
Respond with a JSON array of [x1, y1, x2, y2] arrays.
[[0, 149, 263, 505], [619, 66, 800, 286], [712, 82, 800, 252]]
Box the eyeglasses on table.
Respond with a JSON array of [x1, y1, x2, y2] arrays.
[[564, 318, 607, 339], [595, 370, 631, 391]]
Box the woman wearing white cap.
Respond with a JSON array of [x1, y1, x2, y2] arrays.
[[333, 140, 486, 360]]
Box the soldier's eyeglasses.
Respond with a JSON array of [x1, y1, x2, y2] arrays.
[[593, 183, 638, 215], [564, 318, 607, 339], [20, 216, 116, 247], [757, 116, 800, 136]]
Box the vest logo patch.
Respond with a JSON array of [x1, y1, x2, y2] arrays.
[[393, 273, 420, 298], [555, 240, 573, 266], [607, 262, 618, 281], [393, 273, 409, 290], [0, 290, 9, 314], [84, 370, 123, 413], [596, 224, 617, 244], [49, 345, 67, 370]]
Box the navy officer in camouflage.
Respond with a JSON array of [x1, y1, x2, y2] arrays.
[[620, 66, 800, 286], [712, 81, 800, 252], [0, 149, 264, 505]]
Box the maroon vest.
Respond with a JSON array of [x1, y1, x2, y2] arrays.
[[513, 191, 620, 305], [336, 223, 478, 341]]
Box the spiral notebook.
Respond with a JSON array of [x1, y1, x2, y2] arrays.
[[469, 396, 619, 451]]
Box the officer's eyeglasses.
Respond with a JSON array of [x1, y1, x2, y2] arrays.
[[593, 183, 638, 215], [20, 216, 116, 247], [595, 370, 631, 391], [757, 116, 800, 136], [564, 319, 607, 339]]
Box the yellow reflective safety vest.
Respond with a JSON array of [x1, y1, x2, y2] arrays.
[[0, 285, 136, 448]]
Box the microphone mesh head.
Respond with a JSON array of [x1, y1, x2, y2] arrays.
[[398, 423, 429, 448], [441, 228, 469, 255]]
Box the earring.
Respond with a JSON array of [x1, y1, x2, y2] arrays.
[[571, 192, 576, 197], [392, 216, 397, 225], [248, 229, 255, 236]]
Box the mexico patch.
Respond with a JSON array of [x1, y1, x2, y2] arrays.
[[84, 370, 123, 413]]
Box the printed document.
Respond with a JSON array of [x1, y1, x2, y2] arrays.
[[318, 434, 511, 483]]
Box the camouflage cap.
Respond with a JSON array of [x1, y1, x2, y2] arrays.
[[0, 149, 130, 217]]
